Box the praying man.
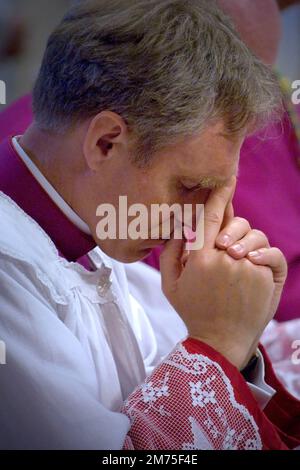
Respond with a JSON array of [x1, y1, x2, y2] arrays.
[[0, 0, 299, 450]]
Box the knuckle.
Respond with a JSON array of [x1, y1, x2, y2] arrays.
[[251, 229, 267, 240], [196, 250, 212, 267], [212, 251, 236, 273], [271, 246, 283, 257], [272, 246, 288, 270], [222, 251, 236, 267], [234, 217, 251, 229], [197, 249, 222, 271]]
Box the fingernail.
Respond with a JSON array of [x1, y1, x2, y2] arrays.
[[231, 243, 243, 253], [219, 234, 231, 247], [248, 250, 261, 258]]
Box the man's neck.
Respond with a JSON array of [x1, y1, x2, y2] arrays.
[[0, 134, 96, 261], [20, 125, 73, 205], [20, 124, 91, 227]]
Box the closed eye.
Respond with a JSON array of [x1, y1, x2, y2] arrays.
[[179, 182, 204, 193], [179, 176, 230, 192]]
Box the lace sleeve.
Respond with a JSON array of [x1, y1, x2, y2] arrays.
[[121, 338, 287, 450], [261, 319, 300, 400]]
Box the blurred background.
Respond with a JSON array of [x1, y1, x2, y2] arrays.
[[277, 1, 300, 82], [0, 0, 299, 107]]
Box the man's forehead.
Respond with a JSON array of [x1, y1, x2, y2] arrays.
[[175, 145, 240, 189], [173, 125, 242, 184]]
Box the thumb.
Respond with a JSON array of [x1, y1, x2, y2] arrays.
[[221, 201, 235, 230], [160, 237, 184, 294], [203, 176, 236, 249]]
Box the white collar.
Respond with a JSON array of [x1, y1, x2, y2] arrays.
[[12, 136, 92, 235]]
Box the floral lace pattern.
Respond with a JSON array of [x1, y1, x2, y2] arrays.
[[261, 319, 300, 400], [122, 343, 262, 450]]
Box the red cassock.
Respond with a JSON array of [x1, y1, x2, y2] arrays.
[[121, 339, 300, 450]]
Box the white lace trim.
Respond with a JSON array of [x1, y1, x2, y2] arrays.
[[165, 343, 262, 438], [0, 192, 115, 305], [123, 343, 263, 450], [166, 343, 262, 448]]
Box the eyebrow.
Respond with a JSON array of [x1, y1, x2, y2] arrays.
[[198, 176, 228, 189]]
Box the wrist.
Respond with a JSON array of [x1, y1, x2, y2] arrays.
[[189, 335, 250, 370]]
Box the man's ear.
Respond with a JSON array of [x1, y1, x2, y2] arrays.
[[83, 111, 128, 171]]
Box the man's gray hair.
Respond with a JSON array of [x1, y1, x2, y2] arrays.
[[33, 0, 282, 163]]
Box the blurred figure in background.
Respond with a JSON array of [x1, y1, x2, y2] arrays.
[[0, 1, 23, 59], [0, 0, 71, 104], [277, 0, 300, 82], [0, 0, 24, 100]]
